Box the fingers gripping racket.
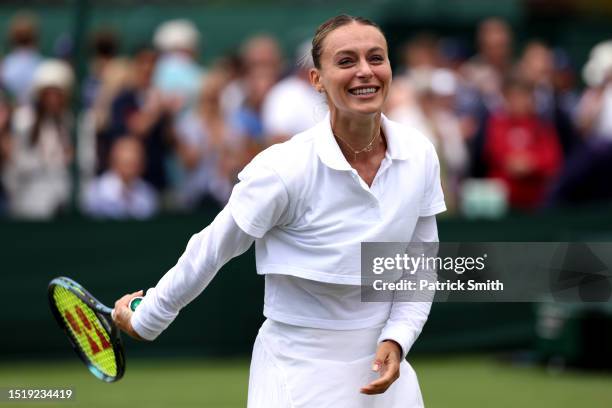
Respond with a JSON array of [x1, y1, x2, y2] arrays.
[[47, 277, 142, 382]]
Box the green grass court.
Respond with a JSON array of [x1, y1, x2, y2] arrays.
[[2, 356, 611, 407]]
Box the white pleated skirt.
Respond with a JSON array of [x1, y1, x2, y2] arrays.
[[247, 319, 425, 408]]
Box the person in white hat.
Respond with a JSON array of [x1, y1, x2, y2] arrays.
[[152, 19, 204, 112], [2, 59, 74, 219], [113, 15, 445, 408]]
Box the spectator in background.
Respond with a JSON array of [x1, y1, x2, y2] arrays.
[[173, 66, 244, 210], [388, 67, 468, 213], [421, 69, 469, 212], [461, 17, 513, 108], [385, 34, 439, 133], [82, 28, 120, 109], [84, 137, 157, 219], [551, 48, 583, 157], [385, 35, 469, 212], [98, 46, 173, 192], [241, 34, 284, 79], [552, 48, 581, 125], [79, 53, 133, 190], [0, 92, 13, 215], [220, 34, 284, 119], [399, 33, 440, 74], [483, 76, 562, 210], [438, 37, 470, 72], [219, 35, 283, 155], [547, 40, 612, 208], [230, 65, 277, 146], [517, 41, 555, 120], [0, 12, 43, 105], [153, 19, 204, 113], [576, 40, 612, 140], [78, 31, 124, 190], [458, 18, 515, 178], [2, 60, 74, 219], [261, 39, 326, 145], [517, 41, 581, 158]]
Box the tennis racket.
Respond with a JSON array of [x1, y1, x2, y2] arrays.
[[48, 276, 142, 382]]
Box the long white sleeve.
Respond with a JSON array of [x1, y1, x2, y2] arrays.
[[131, 207, 255, 340], [377, 215, 438, 359]]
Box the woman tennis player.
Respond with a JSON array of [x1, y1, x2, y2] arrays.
[[113, 14, 445, 407]]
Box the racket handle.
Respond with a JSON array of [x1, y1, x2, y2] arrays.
[[129, 296, 144, 312]]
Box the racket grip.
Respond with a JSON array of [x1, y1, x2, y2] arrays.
[[129, 296, 144, 312]]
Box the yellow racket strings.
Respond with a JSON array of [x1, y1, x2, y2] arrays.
[[53, 286, 117, 377]]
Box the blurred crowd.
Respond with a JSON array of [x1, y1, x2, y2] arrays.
[[0, 12, 611, 220]]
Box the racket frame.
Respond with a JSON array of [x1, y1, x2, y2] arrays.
[[48, 276, 126, 382]]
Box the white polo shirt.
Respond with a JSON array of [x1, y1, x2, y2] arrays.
[[132, 113, 445, 357], [229, 113, 446, 285]]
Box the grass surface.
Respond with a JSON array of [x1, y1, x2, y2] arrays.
[[416, 357, 612, 408], [1, 356, 611, 407]]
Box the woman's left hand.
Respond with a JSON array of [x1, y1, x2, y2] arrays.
[[360, 340, 402, 395]]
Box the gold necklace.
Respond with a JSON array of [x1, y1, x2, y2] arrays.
[[334, 130, 381, 161]]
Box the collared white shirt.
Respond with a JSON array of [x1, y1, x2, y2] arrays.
[[132, 113, 445, 358], [229, 113, 446, 285]]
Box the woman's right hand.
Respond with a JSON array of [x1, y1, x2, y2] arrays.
[[112, 290, 145, 340]]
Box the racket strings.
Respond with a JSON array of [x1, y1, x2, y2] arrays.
[[52, 286, 118, 378]]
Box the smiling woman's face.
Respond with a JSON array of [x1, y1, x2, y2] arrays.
[[311, 22, 392, 117]]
